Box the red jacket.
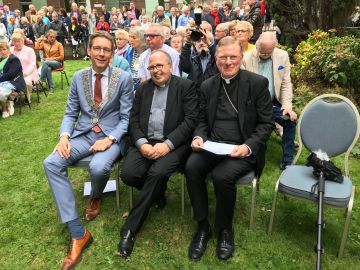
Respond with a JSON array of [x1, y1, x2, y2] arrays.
[[96, 22, 110, 32]]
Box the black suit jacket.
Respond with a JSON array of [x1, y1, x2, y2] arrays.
[[129, 75, 199, 149], [168, 15, 179, 29], [195, 70, 275, 175]]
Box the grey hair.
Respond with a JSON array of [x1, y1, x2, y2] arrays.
[[129, 26, 147, 51], [148, 23, 165, 37], [256, 32, 278, 49], [150, 49, 173, 65]]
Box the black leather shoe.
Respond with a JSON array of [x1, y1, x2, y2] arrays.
[[216, 229, 234, 260], [117, 228, 135, 258], [154, 195, 167, 210], [188, 228, 212, 260]]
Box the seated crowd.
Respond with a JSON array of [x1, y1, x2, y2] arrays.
[[2, 1, 297, 269]]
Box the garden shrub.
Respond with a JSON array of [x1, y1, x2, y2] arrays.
[[293, 30, 360, 104]]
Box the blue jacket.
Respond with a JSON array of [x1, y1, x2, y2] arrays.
[[0, 54, 26, 92]]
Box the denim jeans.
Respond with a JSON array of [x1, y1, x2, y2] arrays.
[[273, 99, 296, 164], [40, 60, 62, 89]]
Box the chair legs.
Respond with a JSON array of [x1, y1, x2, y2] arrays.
[[267, 180, 280, 235], [115, 162, 120, 211], [60, 71, 70, 90], [338, 186, 355, 258], [181, 175, 185, 215], [249, 178, 257, 229]]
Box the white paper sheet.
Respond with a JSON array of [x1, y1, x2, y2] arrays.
[[83, 179, 117, 196], [202, 141, 236, 155]]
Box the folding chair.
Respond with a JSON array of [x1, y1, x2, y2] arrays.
[[267, 94, 360, 258], [70, 155, 121, 211], [52, 62, 70, 90], [32, 80, 47, 103]]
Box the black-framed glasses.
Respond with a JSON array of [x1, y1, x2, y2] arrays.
[[144, 34, 161, 38], [147, 64, 168, 71], [115, 38, 127, 41]]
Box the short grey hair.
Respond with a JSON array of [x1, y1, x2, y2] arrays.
[[256, 32, 278, 50], [150, 49, 173, 65]]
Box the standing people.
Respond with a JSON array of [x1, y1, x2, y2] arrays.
[[244, 0, 264, 43], [185, 36, 274, 261], [79, 14, 90, 60], [96, 15, 110, 32], [43, 31, 134, 270], [68, 16, 81, 58], [49, 12, 68, 44]]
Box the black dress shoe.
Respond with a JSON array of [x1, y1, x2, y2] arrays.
[[117, 228, 135, 258], [216, 229, 234, 260], [154, 195, 167, 210], [188, 228, 212, 260]]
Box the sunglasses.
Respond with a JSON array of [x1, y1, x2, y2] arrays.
[[144, 34, 161, 38]]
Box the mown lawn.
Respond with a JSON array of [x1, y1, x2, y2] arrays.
[[0, 60, 359, 270]]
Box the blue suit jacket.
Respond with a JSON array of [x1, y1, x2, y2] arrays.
[[59, 66, 134, 147]]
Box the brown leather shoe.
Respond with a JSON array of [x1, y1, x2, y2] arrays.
[[84, 198, 101, 221], [61, 230, 93, 270]]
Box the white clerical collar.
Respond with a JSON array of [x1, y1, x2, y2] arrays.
[[221, 73, 239, 84]]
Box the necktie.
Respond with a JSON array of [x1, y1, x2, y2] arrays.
[[92, 73, 103, 133], [94, 73, 103, 105]]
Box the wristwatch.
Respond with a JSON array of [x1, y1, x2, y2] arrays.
[[107, 135, 117, 144]]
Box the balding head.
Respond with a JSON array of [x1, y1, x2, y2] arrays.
[[256, 32, 277, 59]]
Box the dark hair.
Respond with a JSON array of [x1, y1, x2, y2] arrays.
[[89, 31, 115, 51], [71, 16, 78, 25], [59, 8, 68, 17]]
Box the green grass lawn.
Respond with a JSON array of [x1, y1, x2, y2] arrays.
[[0, 60, 359, 270]]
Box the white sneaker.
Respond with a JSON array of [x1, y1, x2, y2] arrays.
[[2, 111, 10, 118], [8, 101, 14, 116]]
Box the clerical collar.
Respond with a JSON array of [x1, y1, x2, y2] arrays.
[[154, 77, 171, 88], [221, 72, 239, 84]]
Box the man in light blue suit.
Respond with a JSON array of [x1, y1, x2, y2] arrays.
[[43, 31, 134, 270]]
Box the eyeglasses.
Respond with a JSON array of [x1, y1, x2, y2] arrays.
[[147, 63, 169, 71], [236, 29, 248, 33], [144, 34, 161, 39], [115, 38, 127, 41], [91, 46, 113, 54], [217, 56, 241, 62]]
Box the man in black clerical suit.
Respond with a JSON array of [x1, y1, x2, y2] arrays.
[[185, 36, 274, 261], [117, 49, 199, 257]]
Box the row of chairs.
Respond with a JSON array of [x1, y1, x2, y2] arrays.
[[70, 94, 360, 258], [15, 65, 70, 114]]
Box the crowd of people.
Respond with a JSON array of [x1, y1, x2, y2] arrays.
[[1, 1, 298, 269], [0, 0, 278, 118]]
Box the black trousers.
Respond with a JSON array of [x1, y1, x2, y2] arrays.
[[121, 144, 189, 233], [184, 150, 256, 231]]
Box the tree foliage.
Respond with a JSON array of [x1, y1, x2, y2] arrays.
[[269, 0, 360, 45]]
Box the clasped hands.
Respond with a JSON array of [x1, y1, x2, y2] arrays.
[[54, 136, 114, 159], [191, 137, 249, 158], [140, 143, 170, 160]]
